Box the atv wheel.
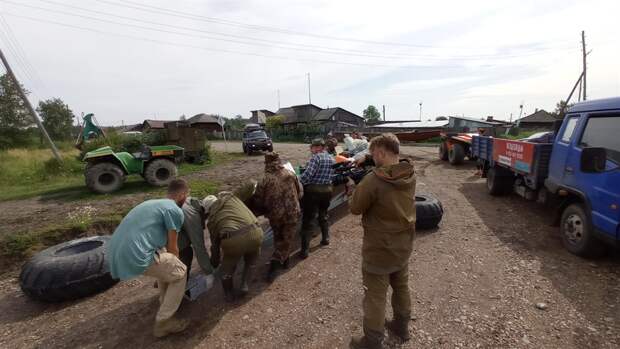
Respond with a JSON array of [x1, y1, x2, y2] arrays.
[[19, 236, 119, 302], [448, 143, 465, 165], [415, 194, 444, 230], [438, 142, 449, 161], [144, 159, 178, 186], [85, 162, 126, 194]]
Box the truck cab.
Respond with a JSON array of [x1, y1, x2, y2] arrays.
[[545, 97, 620, 256]]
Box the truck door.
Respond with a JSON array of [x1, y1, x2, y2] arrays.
[[547, 114, 580, 186], [569, 113, 620, 239]]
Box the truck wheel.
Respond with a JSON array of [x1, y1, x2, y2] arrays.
[[486, 167, 513, 196], [438, 142, 449, 161], [144, 159, 178, 186], [19, 236, 119, 302], [560, 203, 605, 257], [448, 143, 465, 165], [85, 162, 126, 193], [415, 194, 444, 230]]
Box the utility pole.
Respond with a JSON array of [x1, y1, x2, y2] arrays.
[[307, 73, 311, 104], [277, 89, 280, 109], [0, 47, 61, 162], [382, 105, 386, 121], [581, 30, 587, 101], [418, 102, 423, 120]]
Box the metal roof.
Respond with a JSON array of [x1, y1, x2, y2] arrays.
[[518, 110, 557, 123], [374, 119, 448, 128]]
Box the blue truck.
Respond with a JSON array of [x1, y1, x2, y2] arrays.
[[472, 97, 620, 257]]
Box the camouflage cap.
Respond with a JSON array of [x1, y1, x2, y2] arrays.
[[264, 152, 281, 165], [311, 138, 325, 147]]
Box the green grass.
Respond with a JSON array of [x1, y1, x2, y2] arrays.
[[0, 146, 243, 202], [496, 130, 540, 140]]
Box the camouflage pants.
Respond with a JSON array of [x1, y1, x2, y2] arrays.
[[271, 221, 298, 263], [362, 266, 411, 332]]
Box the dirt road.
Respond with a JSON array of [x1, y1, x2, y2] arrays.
[[0, 142, 618, 348]]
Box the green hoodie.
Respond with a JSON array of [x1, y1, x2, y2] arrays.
[[349, 160, 416, 274]]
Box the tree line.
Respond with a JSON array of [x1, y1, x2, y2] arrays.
[[0, 73, 75, 149]]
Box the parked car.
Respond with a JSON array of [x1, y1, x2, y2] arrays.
[[242, 128, 273, 155]]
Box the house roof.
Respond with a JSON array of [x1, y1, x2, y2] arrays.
[[450, 116, 508, 126], [143, 119, 175, 129], [188, 113, 221, 124], [251, 109, 275, 114], [313, 107, 363, 121], [518, 110, 557, 123]]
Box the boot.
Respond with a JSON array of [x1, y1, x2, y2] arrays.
[[266, 260, 280, 283], [319, 221, 330, 246], [281, 257, 290, 269], [221, 276, 235, 302], [386, 315, 411, 341], [153, 317, 190, 338], [239, 265, 254, 297], [349, 328, 383, 349], [300, 234, 310, 259]]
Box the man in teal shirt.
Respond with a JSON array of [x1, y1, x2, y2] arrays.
[[108, 179, 190, 338]]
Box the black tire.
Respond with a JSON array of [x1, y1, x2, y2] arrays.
[[486, 167, 513, 196], [242, 145, 247, 154], [415, 194, 444, 230], [448, 143, 465, 165], [85, 162, 126, 194], [560, 203, 606, 257], [439, 142, 449, 161], [19, 236, 119, 302], [144, 158, 178, 186]]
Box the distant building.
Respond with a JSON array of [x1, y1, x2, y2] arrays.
[[250, 109, 275, 125], [272, 104, 364, 131], [141, 119, 175, 131], [517, 109, 557, 130], [186, 113, 224, 133], [447, 116, 511, 134]]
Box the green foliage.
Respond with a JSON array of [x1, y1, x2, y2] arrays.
[[223, 114, 246, 131], [553, 100, 574, 117], [363, 105, 381, 122], [265, 115, 284, 130], [0, 74, 32, 149], [37, 98, 75, 141], [80, 129, 167, 156]]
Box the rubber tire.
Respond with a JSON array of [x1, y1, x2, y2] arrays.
[[242, 145, 247, 154], [144, 159, 178, 186], [415, 194, 444, 230], [560, 203, 605, 257], [85, 162, 126, 194], [439, 142, 449, 161], [19, 236, 119, 302], [448, 143, 465, 165], [486, 167, 513, 196]]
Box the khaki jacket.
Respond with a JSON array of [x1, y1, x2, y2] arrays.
[[349, 160, 416, 274]]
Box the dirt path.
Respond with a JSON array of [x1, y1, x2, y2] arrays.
[[0, 143, 619, 348]]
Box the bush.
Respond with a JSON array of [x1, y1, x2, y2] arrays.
[[80, 130, 167, 157]]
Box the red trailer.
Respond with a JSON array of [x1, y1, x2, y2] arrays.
[[438, 132, 478, 165]]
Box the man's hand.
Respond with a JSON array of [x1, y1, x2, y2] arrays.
[[345, 178, 356, 196]]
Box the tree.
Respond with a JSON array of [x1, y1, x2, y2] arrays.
[[363, 105, 381, 122], [553, 100, 574, 117], [0, 73, 31, 148], [37, 98, 75, 141], [265, 115, 284, 130]]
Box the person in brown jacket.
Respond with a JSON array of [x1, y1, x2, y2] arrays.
[[346, 133, 416, 349]]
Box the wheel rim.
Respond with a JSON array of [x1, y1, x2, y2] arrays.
[[99, 173, 115, 186], [564, 213, 584, 244], [156, 168, 170, 181]]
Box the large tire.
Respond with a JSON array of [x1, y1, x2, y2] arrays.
[[448, 143, 465, 165], [560, 203, 605, 257], [19, 236, 119, 302], [85, 162, 126, 194], [144, 159, 177, 186], [486, 167, 513, 196], [438, 142, 449, 161], [415, 194, 444, 230]]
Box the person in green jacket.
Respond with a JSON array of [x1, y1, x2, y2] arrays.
[[178, 197, 214, 278], [346, 133, 416, 349], [204, 191, 263, 302]]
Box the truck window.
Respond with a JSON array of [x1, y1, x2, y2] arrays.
[[560, 117, 578, 143], [579, 115, 620, 164]]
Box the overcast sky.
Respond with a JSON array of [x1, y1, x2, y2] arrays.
[[1, 0, 619, 125]]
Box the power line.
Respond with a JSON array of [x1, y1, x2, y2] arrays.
[[2, 0, 571, 62]]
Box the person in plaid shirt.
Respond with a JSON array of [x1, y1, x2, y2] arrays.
[[299, 138, 335, 258]]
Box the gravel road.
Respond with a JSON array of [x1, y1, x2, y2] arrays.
[[0, 142, 618, 348]]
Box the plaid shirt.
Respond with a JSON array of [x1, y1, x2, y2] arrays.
[[300, 151, 335, 186]]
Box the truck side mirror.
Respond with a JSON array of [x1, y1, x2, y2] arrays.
[[581, 147, 607, 173]]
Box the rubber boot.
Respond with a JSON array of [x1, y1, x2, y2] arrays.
[[386, 315, 411, 341], [300, 233, 310, 259], [153, 317, 190, 338], [319, 221, 330, 246], [221, 276, 235, 302], [239, 265, 254, 297], [349, 328, 384, 349], [266, 260, 280, 283]]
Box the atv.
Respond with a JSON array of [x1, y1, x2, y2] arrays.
[[83, 145, 184, 193]]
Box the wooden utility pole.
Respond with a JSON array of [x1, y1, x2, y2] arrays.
[[277, 89, 280, 109], [0, 47, 61, 161], [581, 30, 587, 101], [382, 105, 386, 121], [307, 73, 311, 104]]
